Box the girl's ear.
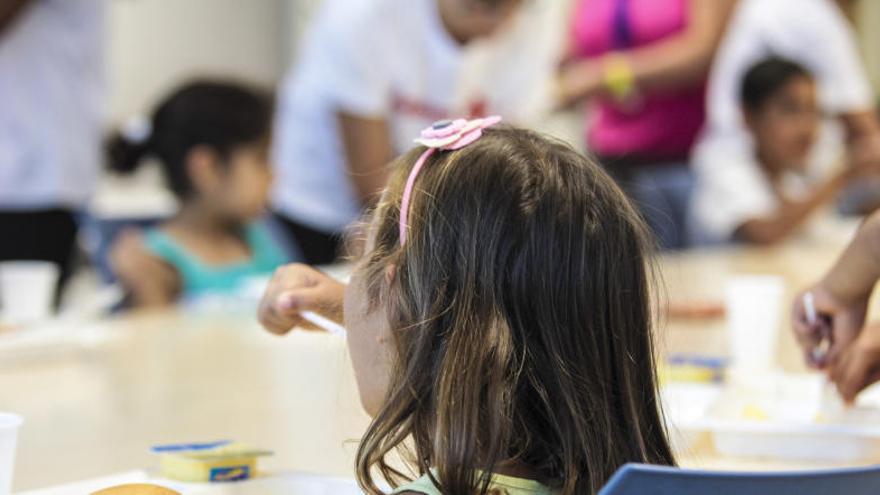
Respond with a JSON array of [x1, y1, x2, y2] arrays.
[[377, 263, 396, 345], [186, 145, 224, 194], [384, 264, 396, 286]]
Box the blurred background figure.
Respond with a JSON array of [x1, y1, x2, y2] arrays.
[[107, 81, 286, 308], [691, 0, 880, 245], [701, 57, 872, 245], [9, 0, 880, 491], [0, 0, 104, 297], [270, 0, 564, 264], [556, 0, 737, 250], [0, 0, 877, 307]]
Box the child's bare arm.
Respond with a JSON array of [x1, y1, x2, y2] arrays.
[[841, 110, 880, 171], [829, 322, 880, 403], [734, 168, 854, 245], [821, 211, 880, 305], [810, 212, 880, 400], [337, 112, 393, 207], [792, 211, 880, 369], [109, 230, 181, 308]]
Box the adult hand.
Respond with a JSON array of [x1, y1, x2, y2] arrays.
[[792, 284, 867, 369], [258, 263, 346, 335], [829, 322, 880, 403]]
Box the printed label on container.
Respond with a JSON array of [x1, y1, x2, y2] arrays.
[[210, 465, 250, 481]]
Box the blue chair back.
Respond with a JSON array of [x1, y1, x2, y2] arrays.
[[599, 463, 880, 495]]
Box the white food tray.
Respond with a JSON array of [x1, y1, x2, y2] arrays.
[[663, 373, 880, 462]]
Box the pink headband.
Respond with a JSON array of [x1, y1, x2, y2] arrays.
[[398, 116, 502, 246]]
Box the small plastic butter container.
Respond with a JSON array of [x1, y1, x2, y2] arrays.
[[661, 354, 727, 384], [152, 441, 272, 482]]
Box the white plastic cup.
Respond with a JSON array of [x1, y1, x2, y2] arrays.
[[0, 413, 23, 495], [0, 261, 59, 325], [725, 275, 785, 374]]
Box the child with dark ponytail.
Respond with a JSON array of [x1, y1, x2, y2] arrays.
[[108, 80, 287, 307]]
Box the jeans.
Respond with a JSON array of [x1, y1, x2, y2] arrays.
[[604, 161, 694, 250]]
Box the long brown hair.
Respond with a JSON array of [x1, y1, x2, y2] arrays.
[[354, 126, 674, 494]]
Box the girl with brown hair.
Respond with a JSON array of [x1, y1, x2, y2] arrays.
[[259, 117, 674, 494]]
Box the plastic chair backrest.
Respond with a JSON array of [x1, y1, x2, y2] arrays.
[[599, 463, 880, 495]]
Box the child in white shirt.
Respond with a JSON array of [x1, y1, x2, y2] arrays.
[[693, 57, 869, 244]]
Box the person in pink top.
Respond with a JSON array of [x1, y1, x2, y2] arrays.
[[557, 0, 736, 249]]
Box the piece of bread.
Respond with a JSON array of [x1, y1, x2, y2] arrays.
[[91, 484, 181, 495]]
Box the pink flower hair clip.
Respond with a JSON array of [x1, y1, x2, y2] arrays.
[[398, 116, 502, 246]]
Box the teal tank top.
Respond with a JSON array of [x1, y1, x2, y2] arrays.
[[143, 223, 287, 299]]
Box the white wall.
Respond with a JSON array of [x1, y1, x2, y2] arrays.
[[281, 0, 323, 65], [106, 0, 285, 123], [856, 0, 880, 93]]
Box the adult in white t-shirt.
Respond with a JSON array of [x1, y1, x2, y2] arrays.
[[271, 0, 563, 264], [0, 0, 104, 289], [690, 0, 880, 244]]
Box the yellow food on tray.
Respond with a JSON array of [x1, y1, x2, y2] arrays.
[[741, 403, 770, 421]]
